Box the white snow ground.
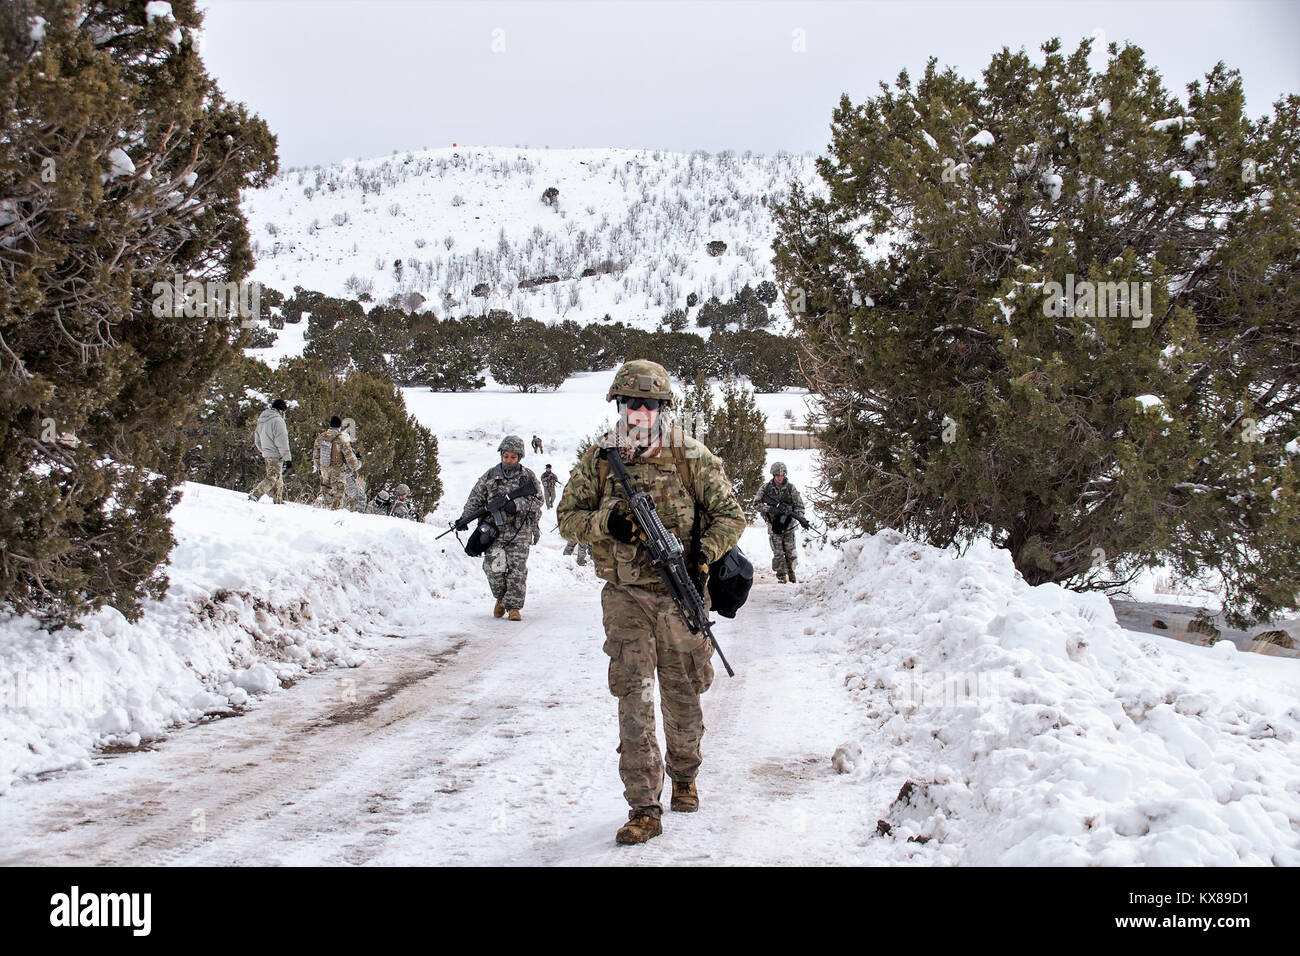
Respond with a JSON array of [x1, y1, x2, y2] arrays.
[[1, 377, 1297, 865]]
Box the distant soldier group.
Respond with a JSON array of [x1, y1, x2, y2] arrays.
[[247, 403, 420, 519]]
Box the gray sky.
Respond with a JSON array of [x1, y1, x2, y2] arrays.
[[196, 0, 1300, 168]]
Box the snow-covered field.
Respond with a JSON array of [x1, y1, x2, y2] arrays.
[[2, 373, 1297, 865], [241, 146, 821, 329]]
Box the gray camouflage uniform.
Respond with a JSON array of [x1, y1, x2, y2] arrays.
[[458, 462, 543, 611], [753, 477, 806, 581]]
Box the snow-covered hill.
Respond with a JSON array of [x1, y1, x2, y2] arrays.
[[241, 146, 821, 329]]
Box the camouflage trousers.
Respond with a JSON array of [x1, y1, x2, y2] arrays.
[[601, 583, 714, 814], [317, 465, 348, 509], [483, 539, 531, 610], [769, 527, 798, 579], [249, 457, 285, 504], [563, 540, 591, 565], [544, 487, 556, 509]]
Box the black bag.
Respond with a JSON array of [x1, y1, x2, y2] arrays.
[[707, 546, 753, 619], [770, 512, 793, 534], [463, 521, 498, 557]]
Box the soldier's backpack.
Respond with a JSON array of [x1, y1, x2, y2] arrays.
[[316, 431, 340, 470]]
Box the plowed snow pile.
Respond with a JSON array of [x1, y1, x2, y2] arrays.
[[0, 483, 479, 792], [818, 531, 1300, 866]]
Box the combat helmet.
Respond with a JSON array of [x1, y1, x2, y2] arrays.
[[606, 359, 673, 403], [770, 462, 788, 476], [498, 434, 526, 459], [395, 483, 410, 497], [376, 489, 393, 502]]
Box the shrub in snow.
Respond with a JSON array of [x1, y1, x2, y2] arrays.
[[773, 36, 1300, 625]]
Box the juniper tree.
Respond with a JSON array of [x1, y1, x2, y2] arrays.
[[705, 377, 768, 517], [0, 0, 277, 625], [772, 37, 1300, 624]]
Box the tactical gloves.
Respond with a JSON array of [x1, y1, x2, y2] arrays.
[[488, 495, 518, 515], [283, 459, 294, 474], [606, 507, 640, 543]]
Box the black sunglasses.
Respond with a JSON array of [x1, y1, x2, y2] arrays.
[[619, 397, 661, 411]]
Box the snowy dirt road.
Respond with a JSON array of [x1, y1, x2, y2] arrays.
[[0, 540, 864, 866]]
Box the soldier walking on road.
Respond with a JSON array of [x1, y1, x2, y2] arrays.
[[753, 461, 806, 583], [541, 464, 561, 509], [557, 360, 745, 846], [562, 539, 591, 565], [455, 435, 543, 621], [248, 398, 292, 504], [313, 416, 361, 510]]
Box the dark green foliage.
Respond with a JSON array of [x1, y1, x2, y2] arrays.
[[703, 378, 768, 516], [772, 36, 1300, 624], [706, 240, 727, 257], [186, 358, 442, 515], [0, 0, 277, 626], [488, 319, 579, 391], [711, 330, 802, 391]]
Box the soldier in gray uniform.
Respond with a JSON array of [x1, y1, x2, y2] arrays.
[[752, 461, 806, 583], [540, 464, 561, 508], [367, 489, 395, 515], [391, 483, 417, 520], [562, 539, 592, 565], [455, 435, 543, 621]]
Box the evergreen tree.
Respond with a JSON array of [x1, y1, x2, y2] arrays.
[[772, 37, 1300, 624], [0, 0, 277, 625], [705, 377, 767, 516]]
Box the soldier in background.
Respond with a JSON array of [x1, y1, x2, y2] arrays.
[[248, 398, 292, 504], [367, 488, 395, 515], [344, 465, 367, 512], [753, 461, 806, 583], [532, 435, 544, 454], [455, 435, 543, 621], [562, 539, 592, 566], [557, 359, 745, 846], [313, 415, 361, 510], [540, 464, 561, 509], [391, 483, 417, 520]]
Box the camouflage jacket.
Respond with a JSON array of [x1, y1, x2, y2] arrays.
[[753, 479, 806, 526], [458, 463, 542, 546], [391, 497, 418, 521], [557, 426, 745, 588], [314, 427, 359, 472], [366, 496, 393, 516], [541, 470, 560, 490]]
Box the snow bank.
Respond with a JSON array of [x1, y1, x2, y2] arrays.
[[817, 531, 1300, 865], [0, 483, 480, 792]]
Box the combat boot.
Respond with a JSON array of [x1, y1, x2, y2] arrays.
[[508, 609, 522, 621], [615, 809, 662, 845], [670, 778, 698, 812], [493, 601, 505, 618], [788, 569, 797, 583], [776, 574, 787, 584]]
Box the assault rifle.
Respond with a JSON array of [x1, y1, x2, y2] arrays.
[[761, 487, 812, 533], [435, 479, 540, 540], [603, 447, 734, 678]]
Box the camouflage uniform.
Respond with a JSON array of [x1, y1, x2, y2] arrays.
[[367, 490, 394, 515], [313, 427, 360, 510], [557, 363, 745, 819], [753, 467, 805, 582], [391, 483, 417, 520], [562, 539, 592, 565], [344, 467, 367, 512], [458, 443, 543, 612], [541, 467, 561, 508], [249, 405, 291, 503]]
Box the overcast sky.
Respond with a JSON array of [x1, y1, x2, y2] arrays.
[[195, 0, 1300, 169]]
